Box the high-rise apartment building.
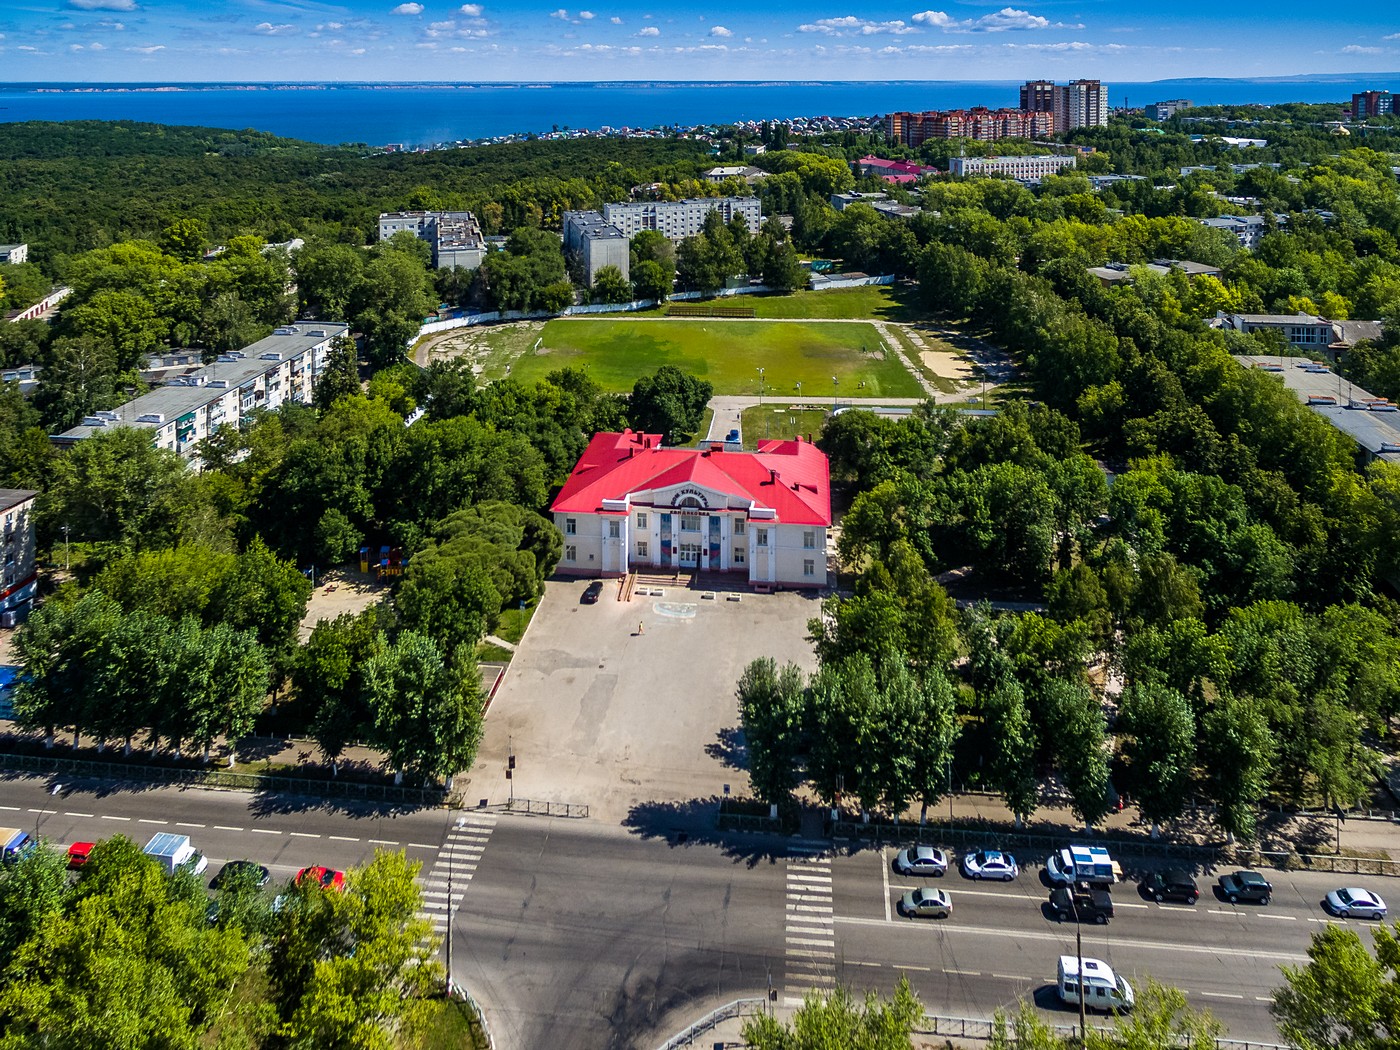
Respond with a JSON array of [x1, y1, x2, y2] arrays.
[[1352, 91, 1395, 118], [1018, 79, 1110, 132], [886, 107, 1053, 146]]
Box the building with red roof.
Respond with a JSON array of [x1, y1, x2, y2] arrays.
[[551, 430, 831, 587]]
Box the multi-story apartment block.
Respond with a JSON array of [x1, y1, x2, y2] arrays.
[[54, 323, 349, 464], [1352, 91, 1396, 118], [1199, 214, 1272, 250], [1146, 99, 1193, 121], [1018, 79, 1109, 132], [886, 108, 1053, 146], [0, 488, 37, 619], [602, 197, 761, 241], [562, 210, 631, 286], [377, 211, 486, 270], [0, 244, 28, 266], [949, 154, 1077, 180]]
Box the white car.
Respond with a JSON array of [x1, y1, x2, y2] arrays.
[[893, 846, 948, 878], [1325, 887, 1387, 920], [962, 849, 1018, 881]]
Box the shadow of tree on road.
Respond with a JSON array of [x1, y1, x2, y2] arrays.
[[703, 726, 747, 772]]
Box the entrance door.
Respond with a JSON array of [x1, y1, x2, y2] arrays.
[[679, 543, 701, 568]]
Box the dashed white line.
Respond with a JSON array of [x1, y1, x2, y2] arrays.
[[175, 822, 205, 829], [290, 832, 320, 838], [944, 968, 981, 977], [329, 835, 359, 842], [65, 811, 94, 818], [100, 815, 130, 821], [847, 961, 882, 968], [368, 839, 398, 845], [1199, 992, 1244, 1000], [992, 974, 1027, 981], [1256, 996, 1275, 1002], [249, 828, 281, 835], [215, 825, 243, 832], [1257, 913, 1297, 921], [0, 805, 19, 811], [894, 964, 931, 972], [407, 842, 436, 849], [138, 818, 165, 824], [28, 808, 52, 814]]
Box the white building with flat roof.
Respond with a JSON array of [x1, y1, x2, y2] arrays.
[[562, 211, 631, 286], [949, 154, 1076, 180], [603, 197, 761, 241], [0, 244, 27, 266], [377, 211, 486, 270], [54, 323, 348, 463]]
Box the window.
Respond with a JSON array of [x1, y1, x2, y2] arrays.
[[733, 519, 745, 536], [636, 512, 648, 529], [565, 544, 577, 562], [608, 520, 621, 539], [756, 529, 768, 547], [637, 541, 649, 559], [803, 531, 816, 549], [680, 513, 702, 533], [733, 547, 745, 565], [803, 559, 815, 577], [565, 518, 577, 536]]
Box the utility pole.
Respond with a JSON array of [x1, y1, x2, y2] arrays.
[[757, 366, 765, 408], [832, 375, 838, 410], [1072, 893, 1087, 1049], [62, 523, 70, 571], [446, 814, 464, 995]]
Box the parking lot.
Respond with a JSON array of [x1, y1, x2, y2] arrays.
[[465, 577, 821, 823]]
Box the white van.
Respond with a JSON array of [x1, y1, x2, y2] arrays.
[[1057, 955, 1134, 1013]]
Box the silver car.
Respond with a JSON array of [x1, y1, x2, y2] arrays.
[[900, 887, 952, 919], [1325, 887, 1387, 920], [893, 845, 948, 878]]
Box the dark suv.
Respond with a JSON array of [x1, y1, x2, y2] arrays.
[[1142, 869, 1200, 904], [1218, 870, 1272, 905], [1050, 883, 1114, 924]]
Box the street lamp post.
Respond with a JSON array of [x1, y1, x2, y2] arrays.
[[1069, 891, 1088, 1049], [757, 367, 765, 408], [831, 376, 839, 410], [62, 523, 70, 571]]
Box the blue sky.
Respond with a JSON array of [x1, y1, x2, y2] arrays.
[[0, 0, 1396, 82]]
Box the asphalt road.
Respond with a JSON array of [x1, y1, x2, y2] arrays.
[[3, 774, 1371, 1048]]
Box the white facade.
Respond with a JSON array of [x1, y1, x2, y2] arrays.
[[0, 244, 28, 266], [603, 197, 762, 242], [949, 154, 1076, 180], [377, 211, 485, 270]]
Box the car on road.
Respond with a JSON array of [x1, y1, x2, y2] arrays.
[[1050, 883, 1114, 924], [961, 849, 1018, 881], [899, 886, 952, 919], [213, 860, 272, 890], [581, 580, 604, 604], [296, 865, 346, 892], [1058, 955, 1134, 1013], [1325, 887, 1387, 920], [1046, 844, 1117, 886], [893, 845, 948, 878], [1218, 870, 1272, 905], [66, 842, 94, 869], [726, 429, 740, 443], [1141, 869, 1200, 905]]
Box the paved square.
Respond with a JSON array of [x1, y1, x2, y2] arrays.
[[467, 578, 820, 823]]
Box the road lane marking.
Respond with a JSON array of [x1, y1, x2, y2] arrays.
[[176, 822, 205, 829], [787, 936, 835, 948], [215, 825, 243, 832], [1199, 992, 1244, 1000], [785, 910, 833, 921], [1256, 996, 1275, 1002], [329, 835, 358, 842], [894, 964, 931, 972], [65, 812, 94, 818], [1208, 909, 1237, 916], [290, 832, 320, 838], [788, 873, 832, 884], [408, 842, 436, 849], [28, 808, 53, 814], [0, 805, 18, 811], [1257, 913, 1296, 921], [787, 892, 830, 902], [847, 961, 882, 968], [250, 828, 281, 835], [944, 968, 980, 976], [882, 849, 892, 923], [100, 815, 130, 821], [834, 915, 1307, 963], [368, 839, 398, 845], [788, 948, 834, 960], [138, 818, 165, 824], [993, 974, 1028, 981]]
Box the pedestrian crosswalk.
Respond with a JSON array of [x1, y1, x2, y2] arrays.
[[783, 848, 836, 1006], [417, 812, 496, 947]]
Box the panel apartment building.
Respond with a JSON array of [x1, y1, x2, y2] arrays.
[[949, 154, 1077, 180], [562, 210, 631, 286], [0, 488, 37, 619], [601, 197, 762, 241], [55, 323, 349, 463], [1020, 79, 1109, 132], [377, 210, 486, 270], [886, 107, 1054, 146]]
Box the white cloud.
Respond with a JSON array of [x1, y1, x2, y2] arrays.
[[460, 3, 483, 13], [125, 43, 163, 52], [798, 16, 916, 35], [550, 8, 569, 17], [351, 47, 367, 54], [67, 0, 137, 10], [1343, 44, 1384, 53], [610, 15, 622, 22], [709, 25, 732, 36], [18, 45, 42, 51], [255, 22, 296, 34], [425, 17, 489, 37], [578, 9, 594, 18], [912, 6, 1080, 32], [392, 2, 424, 13], [71, 41, 106, 50], [637, 25, 660, 36], [912, 10, 956, 26]]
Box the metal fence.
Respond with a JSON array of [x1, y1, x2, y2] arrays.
[[915, 1012, 1291, 1050], [655, 997, 767, 1050], [502, 797, 589, 819], [0, 751, 449, 807]]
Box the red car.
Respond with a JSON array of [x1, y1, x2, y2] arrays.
[[295, 865, 346, 892], [66, 842, 95, 869]]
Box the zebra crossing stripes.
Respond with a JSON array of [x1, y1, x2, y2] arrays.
[[416, 812, 496, 944], [783, 850, 836, 1006]]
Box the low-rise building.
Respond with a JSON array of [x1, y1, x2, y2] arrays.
[[0, 489, 37, 618], [54, 323, 348, 463], [948, 154, 1076, 180], [1088, 258, 1222, 288], [552, 430, 831, 588], [1145, 99, 1193, 121], [562, 210, 630, 287], [703, 165, 766, 184], [1218, 312, 1333, 349], [830, 191, 890, 212], [1199, 214, 1273, 250], [602, 197, 761, 241], [377, 211, 486, 270], [0, 244, 28, 266]]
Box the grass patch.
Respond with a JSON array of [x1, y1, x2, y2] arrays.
[[740, 403, 831, 446], [405, 995, 491, 1050], [476, 642, 514, 664], [743, 285, 929, 321], [425, 320, 545, 384], [692, 405, 716, 446], [512, 319, 923, 397], [493, 601, 538, 646]]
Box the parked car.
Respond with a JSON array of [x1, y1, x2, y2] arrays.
[[899, 887, 952, 919], [1142, 869, 1200, 905], [213, 860, 272, 890], [1046, 845, 1117, 886], [961, 849, 1018, 881], [893, 845, 948, 878], [1325, 887, 1387, 920], [726, 429, 740, 443], [581, 581, 604, 604], [1050, 883, 1114, 924], [1218, 870, 1272, 905], [296, 865, 346, 892], [66, 842, 94, 870]]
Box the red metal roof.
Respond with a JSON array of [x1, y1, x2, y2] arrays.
[[551, 430, 832, 526]]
